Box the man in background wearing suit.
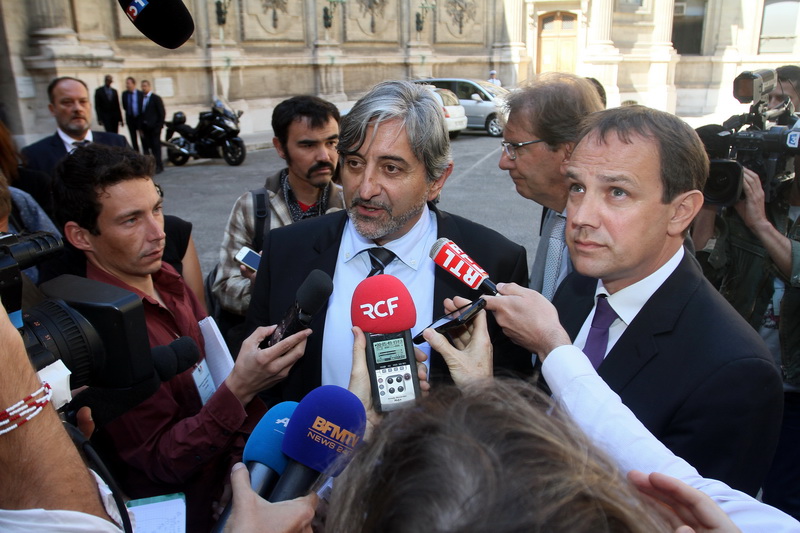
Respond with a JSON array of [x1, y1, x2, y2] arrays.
[[20, 77, 127, 214], [246, 80, 531, 404], [93, 74, 122, 134], [485, 105, 783, 497], [499, 72, 604, 301], [121, 76, 142, 152], [139, 79, 165, 173]]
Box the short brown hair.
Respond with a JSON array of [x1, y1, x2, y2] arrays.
[[326, 379, 671, 533], [505, 72, 605, 150], [576, 105, 709, 202]]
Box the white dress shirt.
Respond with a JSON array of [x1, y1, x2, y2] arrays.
[[321, 205, 439, 388], [542, 345, 800, 532], [574, 246, 684, 362], [58, 129, 94, 154]]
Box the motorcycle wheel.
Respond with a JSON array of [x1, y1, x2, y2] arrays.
[[223, 138, 246, 166], [167, 138, 191, 166]]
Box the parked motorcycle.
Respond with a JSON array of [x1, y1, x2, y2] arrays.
[[163, 100, 246, 166]]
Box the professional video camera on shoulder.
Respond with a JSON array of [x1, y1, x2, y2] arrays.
[[1, 231, 197, 425], [703, 69, 800, 206]]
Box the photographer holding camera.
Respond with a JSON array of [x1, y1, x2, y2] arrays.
[[694, 65, 800, 520]]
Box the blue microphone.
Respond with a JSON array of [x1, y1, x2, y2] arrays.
[[212, 401, 297, 532], [268, 385, 366, 502]]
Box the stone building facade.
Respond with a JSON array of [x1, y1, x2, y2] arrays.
[[1, 0, 797, 144]]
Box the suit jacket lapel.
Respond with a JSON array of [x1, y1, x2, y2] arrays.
[[598, 254, 702, 392], [553, 271, 596, 339]]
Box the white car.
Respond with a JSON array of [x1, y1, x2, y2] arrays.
[[422, 86, 468, 139], [414, 78, 509, 136]]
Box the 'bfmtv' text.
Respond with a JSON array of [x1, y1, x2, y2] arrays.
[[308, 416, 360, 454], [125, 0, 149, 21]]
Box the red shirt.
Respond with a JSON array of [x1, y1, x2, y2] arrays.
[[89, 262, 266, 532]]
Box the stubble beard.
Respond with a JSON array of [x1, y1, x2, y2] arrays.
[[347, 188, 429, 241]]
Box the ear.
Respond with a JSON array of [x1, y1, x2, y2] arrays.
[[48, 103, 56, 117], [64, 221, 95, 253], [558, 142, 575, 176], [273, 137, 287, 160], [426, 162, 454, 202], [667, 190, 704, 237]]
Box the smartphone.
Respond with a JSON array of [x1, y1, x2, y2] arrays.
[[412, 298, 487, 344], [364, 330, 421, 413], [235, 246, 261, 272]]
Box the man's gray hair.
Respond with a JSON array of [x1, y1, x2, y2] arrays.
[[338, 80, 452, 182]]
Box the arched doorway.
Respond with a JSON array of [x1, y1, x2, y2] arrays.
[[537, 12, 578, 73]]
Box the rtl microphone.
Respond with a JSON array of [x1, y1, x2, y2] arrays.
[[429, 238, 498, 295], [260, 269, 333, 349], [351, 275, 421, 413], [212, 401, 297, 533], [268, 385, 366, 502], [119, 0, 195, 49]]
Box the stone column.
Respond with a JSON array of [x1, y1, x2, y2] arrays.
[[648, 0, 679, 111], [583, 0, 622, 107], [491, 0, 530, 87]]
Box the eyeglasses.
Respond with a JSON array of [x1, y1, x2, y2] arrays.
[[501, 139, 546, 160]]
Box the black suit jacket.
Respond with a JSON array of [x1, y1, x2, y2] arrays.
[[121, 89, 144, 124], [140, 92, 165, 131], [246, 204, 532, 403], [553, 253, 783, 496], [20, 131, 128, 179], [94, 86, 122, 126]]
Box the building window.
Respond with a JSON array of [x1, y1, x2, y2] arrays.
[[672, 0, 706, 55], [759, 0, 799, 53]]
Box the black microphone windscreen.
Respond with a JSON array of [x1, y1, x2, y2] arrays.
[[296, 269, 334, 314], [151, 336, 200, 381], [119, 0, 195, 49]]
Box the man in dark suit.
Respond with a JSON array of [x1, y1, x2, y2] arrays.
[[20, 77, 127, 215], [484, 105, 783, 496], [246, 81, 532, 404], [121, 76, 143, 152], [139, 79, 165, 173], [93, 75, 123, 134]]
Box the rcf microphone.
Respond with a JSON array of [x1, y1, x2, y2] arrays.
[[429, 238, 498, 295], [118, 0, 195, 49], [212, 401, 298, 533], [151, 336, 199, 381], [351, 275, 421, 413], [268, 385, 365, 502], [260, 270, 333, 349]]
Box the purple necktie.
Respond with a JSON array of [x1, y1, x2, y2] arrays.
[[584, 295, 618, 369]]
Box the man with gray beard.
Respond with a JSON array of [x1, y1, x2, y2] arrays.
[[246, 81, 531, 405]]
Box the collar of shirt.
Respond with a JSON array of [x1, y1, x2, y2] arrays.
[[86, 260, 182, 309], [59, 129, 93, 153], [596, 245, 685, 327], [341, 203, 435, 275]]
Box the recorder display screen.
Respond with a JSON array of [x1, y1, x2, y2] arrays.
[[372, 338, 406, 365]]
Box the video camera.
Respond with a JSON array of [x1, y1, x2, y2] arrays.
[[0, 231, 154, 391], [703, 69, 800, 206]]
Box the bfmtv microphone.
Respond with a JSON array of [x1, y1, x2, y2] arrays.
[[430, 238, 498, 295], [351, 275, 421, 413], [268, 386, 365, 502], [260, 269, 333, 349], [119, 0, 195, 49], [212, 401, 297, 533]]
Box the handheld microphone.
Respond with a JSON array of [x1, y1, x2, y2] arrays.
[[351, 275, 421, 413], [429, 238, 498, 295], [118, 0, 195, 49], [268, 385, 365, 502], [260, 269, 333, 349], [151, 336, 199, 381], [212, 401, 298, 533]]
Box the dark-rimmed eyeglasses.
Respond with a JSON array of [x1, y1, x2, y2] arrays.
[[501, 139, 546, 160]]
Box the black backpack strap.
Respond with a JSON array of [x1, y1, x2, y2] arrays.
[[250, 187, 270, 252]]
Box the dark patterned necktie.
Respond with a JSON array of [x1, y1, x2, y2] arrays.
[[367, 247, 396, 277], [583, 295, 618, 369]]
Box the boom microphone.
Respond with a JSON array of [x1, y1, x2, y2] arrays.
[[268, 385, 366, 502], [260, 269, 333, 349], [118, 0, 195, 49], [351, 275, 421, 412], [429, 238, 498, 295], [212, 401, 298, 533], [151, 336, 199, 381]]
